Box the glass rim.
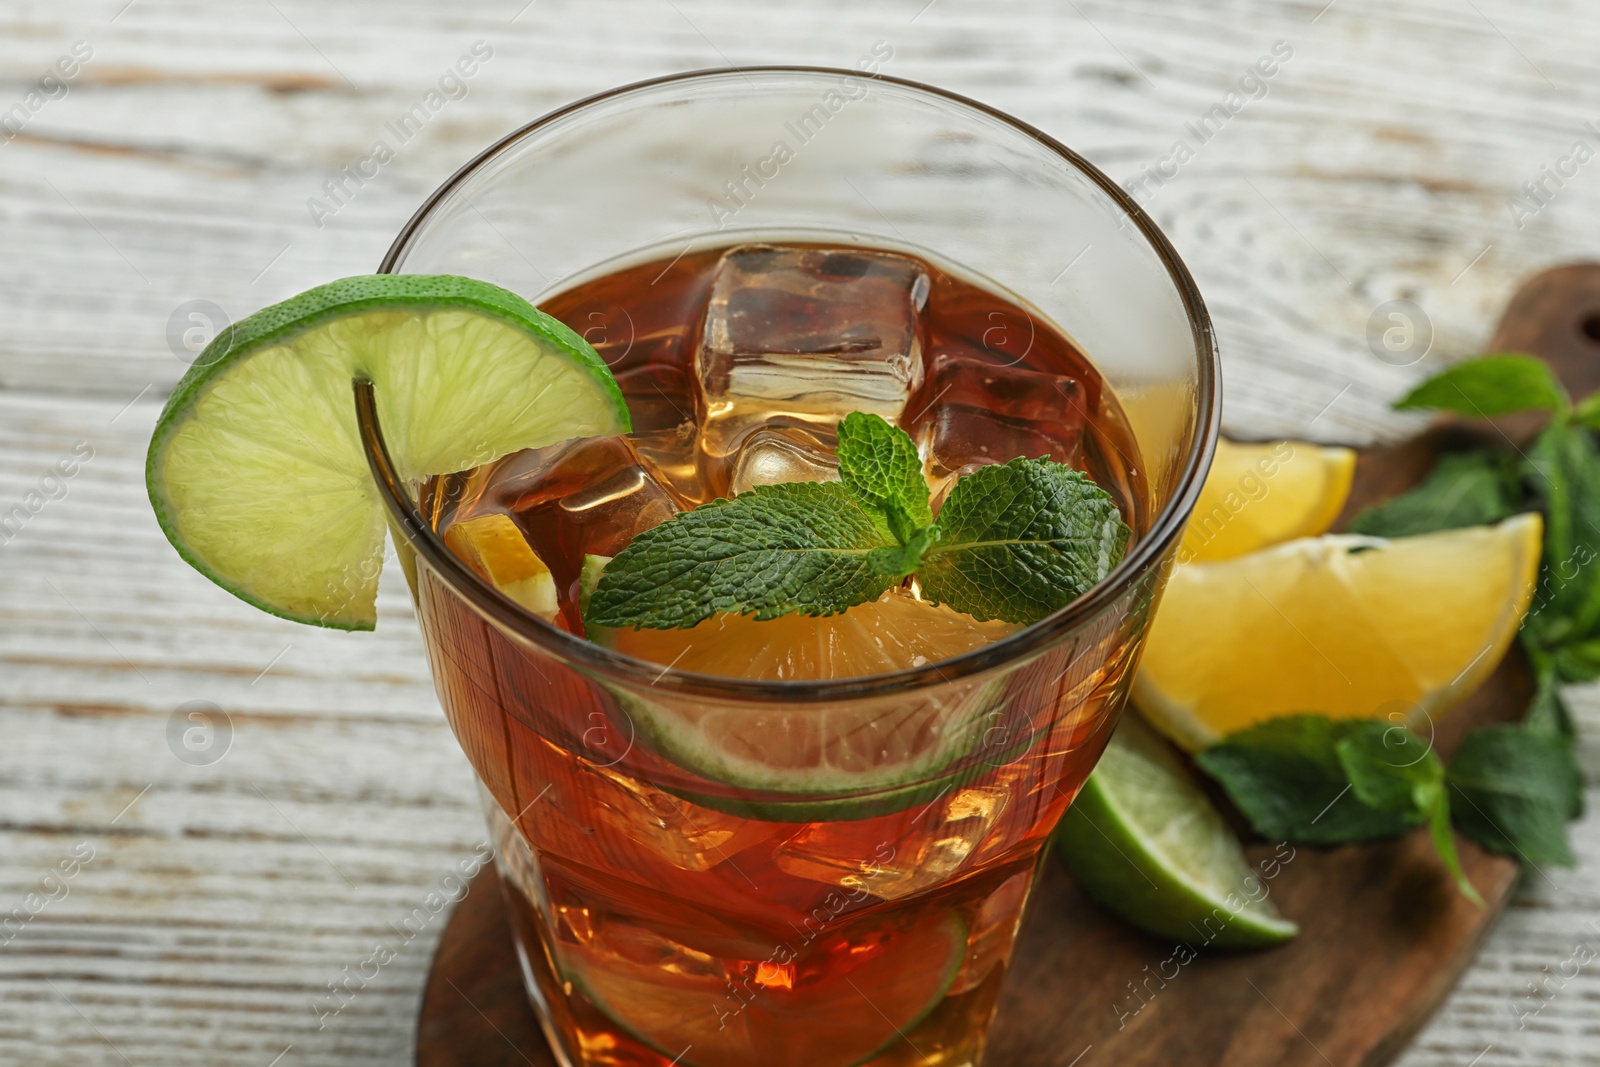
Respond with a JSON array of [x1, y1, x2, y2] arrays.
[[369, 65, 1220, 703]]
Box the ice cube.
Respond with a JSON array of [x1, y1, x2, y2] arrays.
[[492, 437, 683, 624], [908, 353, 1087, 489], [696, 245, 929, 488], [616, 363, 697, 437], [947, 870, 1030, 994], [728, 427, 839, 496], [773, 785, 1008, 901], [581, 760, 775, 873], [616, 363, 701, 500], [499, 436, 682, 557]]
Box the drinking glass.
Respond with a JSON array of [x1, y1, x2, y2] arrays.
[[364, 67, 1218, 1067]]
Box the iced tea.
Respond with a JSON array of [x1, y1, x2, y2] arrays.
[[412, 241, 1151, 1067]]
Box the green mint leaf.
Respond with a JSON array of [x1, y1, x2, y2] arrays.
[[866, 525, 938, 579], [1346, 451, 1521, 538], [1448, 724, 1582, 866], [1194, 716, 1423, 844], [1334, 722, 1442, 823], [587, 414, 1128, 630], [1395, 353, 1569, 417], [1332, 722, 1480, 902], [1525, 662, 1576, 739], [1426, 784, 1482, 905], [836, 411, 933, 543], [1202, 716, 1481, 899], [918, 457, 1129, 625], [585, 481, 894, 630], [1520, 424, 1600, 664], [1573, 389, 1600, 431], [1549, 639, 1600, 684]]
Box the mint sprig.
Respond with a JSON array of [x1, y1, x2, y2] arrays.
[[1197, 715, 1480, 903], [584, 413, 1130, 630], [1342, 351, 1596, 869]]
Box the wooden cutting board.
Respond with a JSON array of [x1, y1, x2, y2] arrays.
[[415, 264, 1600, 1067]]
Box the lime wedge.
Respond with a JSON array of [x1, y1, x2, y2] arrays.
[[1055, 713, 1298, 949], [568, 910, 966, 1067], [146, 275, 629, 630]]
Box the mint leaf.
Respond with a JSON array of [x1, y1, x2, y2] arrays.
[[1447, 724, 1581, 867], [1573, 389, 1600, 431], [587, 415, 1128, 630], [1395, 354, 1568, 417], [1336, 724, 1481, 903], [1550, 639, 1600, 683], [1200, 715, 1481, 900], [1428, 790, 1481, 904], [866, 525, 938, 579], [1347, 451, 1521, 538], [585, 481, 895, 629], [1335, 723, 1440, 821], [1525, 662, 1576, 738], [918, 458, 1130, 625], [1521, 423, 1600, 676], [836, 411, 932, 542], [1196, 716, 1422, 844]]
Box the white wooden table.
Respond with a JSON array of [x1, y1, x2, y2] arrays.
[[2, 2, 1598, 1064]]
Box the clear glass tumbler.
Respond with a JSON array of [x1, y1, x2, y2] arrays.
[[365, 68, 1218, 1067]]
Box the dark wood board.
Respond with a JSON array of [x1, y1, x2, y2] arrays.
[[416, 264, 1600, 1066]]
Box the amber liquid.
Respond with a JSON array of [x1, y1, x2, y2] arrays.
[[416, 243, 1149, 1067]]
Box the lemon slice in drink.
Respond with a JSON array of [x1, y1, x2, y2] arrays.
[[601, 586, 1018, 680], [443, 514, 559, 617], [1136, 514, 1542, 751], [146, 275, 628, 630], [1181, 439, 1355, 562], [1056, 713, 1298, 948]]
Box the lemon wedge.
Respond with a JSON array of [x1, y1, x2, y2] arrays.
[[1181, 439, 1355, 563], [1137, 514, 1542, 751], [442, 513, 559, 617]]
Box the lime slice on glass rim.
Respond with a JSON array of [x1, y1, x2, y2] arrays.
[[145, 274, 629, 630], [1054, 712, 1299, 949]]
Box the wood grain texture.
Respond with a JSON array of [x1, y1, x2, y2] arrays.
[[2, 1, 1599, 1065]]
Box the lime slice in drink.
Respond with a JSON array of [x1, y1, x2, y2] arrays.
[[146, 275, 628, 630], [568, 910, 966, 1067], [1055, 713, 1298, 949], [580, 557, 1027, 818]]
